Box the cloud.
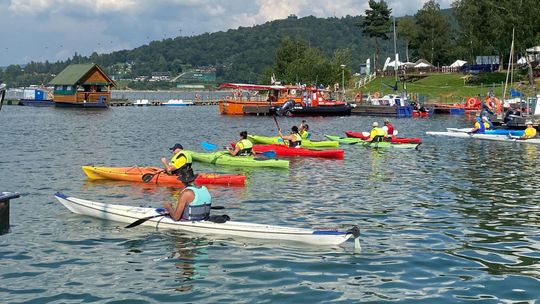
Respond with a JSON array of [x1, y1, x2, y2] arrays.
[[9, 0, 137, 14], [1, 0, 454, 66]]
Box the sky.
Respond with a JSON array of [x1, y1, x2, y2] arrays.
[[0, 0, 453, 67]]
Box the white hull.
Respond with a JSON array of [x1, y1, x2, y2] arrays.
[[427, 131, 540, 144], [54, 193, 358, 247]]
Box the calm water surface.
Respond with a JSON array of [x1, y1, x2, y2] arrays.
[[1, 106, 539, 303]]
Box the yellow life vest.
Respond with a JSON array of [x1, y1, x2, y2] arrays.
[[170, 151, 192, 170], [524, 127, 537, 138], [236, 139, 253, 155]]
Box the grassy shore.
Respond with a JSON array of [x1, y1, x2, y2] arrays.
[[352, 72, 538, 104]]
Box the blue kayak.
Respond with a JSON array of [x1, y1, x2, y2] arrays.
[[447, 128, 524, 136]]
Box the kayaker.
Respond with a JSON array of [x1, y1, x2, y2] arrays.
[[299, 120, 311, 140], [382, 118, 395, 138], [366, 122, 387, 142], [163, 169, 212, 221], [279, 126, 302, 148], [482, 116, 493, 130], [468, 115, 486, 134], [520, 121, 537, 140], [227, 131, 255, 156], [161, 143, 193, 175]]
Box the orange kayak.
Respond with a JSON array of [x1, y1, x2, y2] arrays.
[[82, 166, 246, 187]]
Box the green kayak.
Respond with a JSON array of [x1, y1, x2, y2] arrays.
[[248, 134, 339, 148], [324, 135, 420, 149], [187, 150, 289, 169]]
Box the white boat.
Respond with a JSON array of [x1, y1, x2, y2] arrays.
[[54, 193, 360, 248], [427, 131, 540, 144], [162, 99, 194, 106], [447, 127, 524, 136], [368, 94, 408, 107], [134, 99, 150, 106]]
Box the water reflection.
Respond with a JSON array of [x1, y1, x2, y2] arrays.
[[168, 237, 208, 293]]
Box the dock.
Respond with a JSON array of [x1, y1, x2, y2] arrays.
[[109, 99, 219, 106]]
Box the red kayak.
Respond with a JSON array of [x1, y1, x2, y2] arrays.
[[231, 143, 344, 159], [344, 131, 422, 144]]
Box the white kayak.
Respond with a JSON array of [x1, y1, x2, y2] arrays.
[[427, 131, 540, 144], [447, 127, 524, 136], [54, 193, 360, 248]]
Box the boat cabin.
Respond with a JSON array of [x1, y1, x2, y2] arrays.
[[48, 63, 115, 108]]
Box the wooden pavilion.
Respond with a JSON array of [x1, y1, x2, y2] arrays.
[[49, 63, 115, 108]]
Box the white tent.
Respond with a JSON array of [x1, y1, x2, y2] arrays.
[[450, 60, 467, 67], [415, 62, 432, 68], [382, 57, 391, 71], [387, 60, 404, 67], [517, 57, 527, 65]]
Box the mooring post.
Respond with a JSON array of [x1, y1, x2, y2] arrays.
[[0, 192, 20, 235]]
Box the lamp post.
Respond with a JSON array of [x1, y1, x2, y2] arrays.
[[340, 64, 346, 100]]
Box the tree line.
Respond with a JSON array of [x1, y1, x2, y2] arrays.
[[0, 0, 538, 88]]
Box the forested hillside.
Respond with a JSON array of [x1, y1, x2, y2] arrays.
[[1, 0, 539, 88]]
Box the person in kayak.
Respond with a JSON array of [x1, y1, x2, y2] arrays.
[[366, 122, 387, 142], [299, 120, 311, 140], [279, 126, 302, 148], [227, 131, 255, 156], [520, 121, 537, 140], [382, 118, 394, 139], [161, 143, 193, 175], [468, 115, 486, 134], [163, 169, 212, 221], [482, 116, 494, 130]]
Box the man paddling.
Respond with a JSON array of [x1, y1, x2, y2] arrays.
[[366, 122, 387, 142], [161, 143, 193, 175], [520, 121, 537, 140], [163, 169, 212, 221]]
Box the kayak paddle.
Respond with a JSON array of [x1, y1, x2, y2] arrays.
[[125, 206, 226, 228], [201, 141, 218, 151], [142, 170, 166, 183]]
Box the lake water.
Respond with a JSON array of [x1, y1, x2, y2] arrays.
[[1, 105, 539, 303]]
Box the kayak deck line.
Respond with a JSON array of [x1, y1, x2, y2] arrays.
[[54, 193, 360, 249]]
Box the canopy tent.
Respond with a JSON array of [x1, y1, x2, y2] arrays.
[[414, 62, 433, 68], [450, 60, 467, 67]]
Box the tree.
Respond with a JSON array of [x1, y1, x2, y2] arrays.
[[414, 0, 453, 65], [358, 0, 392, 74], [396, 16, 417, 62], [453, 0, 540, 85]]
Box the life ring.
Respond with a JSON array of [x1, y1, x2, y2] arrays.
[[373, 92, 381, 98], [354, 93, 362, 102], [485, 97, 495, 111], [290, 89, 297, 95], [466, 97, 477, 108]]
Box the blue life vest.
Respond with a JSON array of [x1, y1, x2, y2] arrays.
[[474, 118, 485, 134], [181, 186, 212, 221]]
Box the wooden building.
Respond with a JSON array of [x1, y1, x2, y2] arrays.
[[49, 64, 115, 108]]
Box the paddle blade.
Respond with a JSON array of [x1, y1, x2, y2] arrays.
[[261, 150, 277, 158], [201, 141, 218, 151], [125, 213, 169, 228]]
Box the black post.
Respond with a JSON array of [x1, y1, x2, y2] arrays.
[[0, 192, 20, 235]]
